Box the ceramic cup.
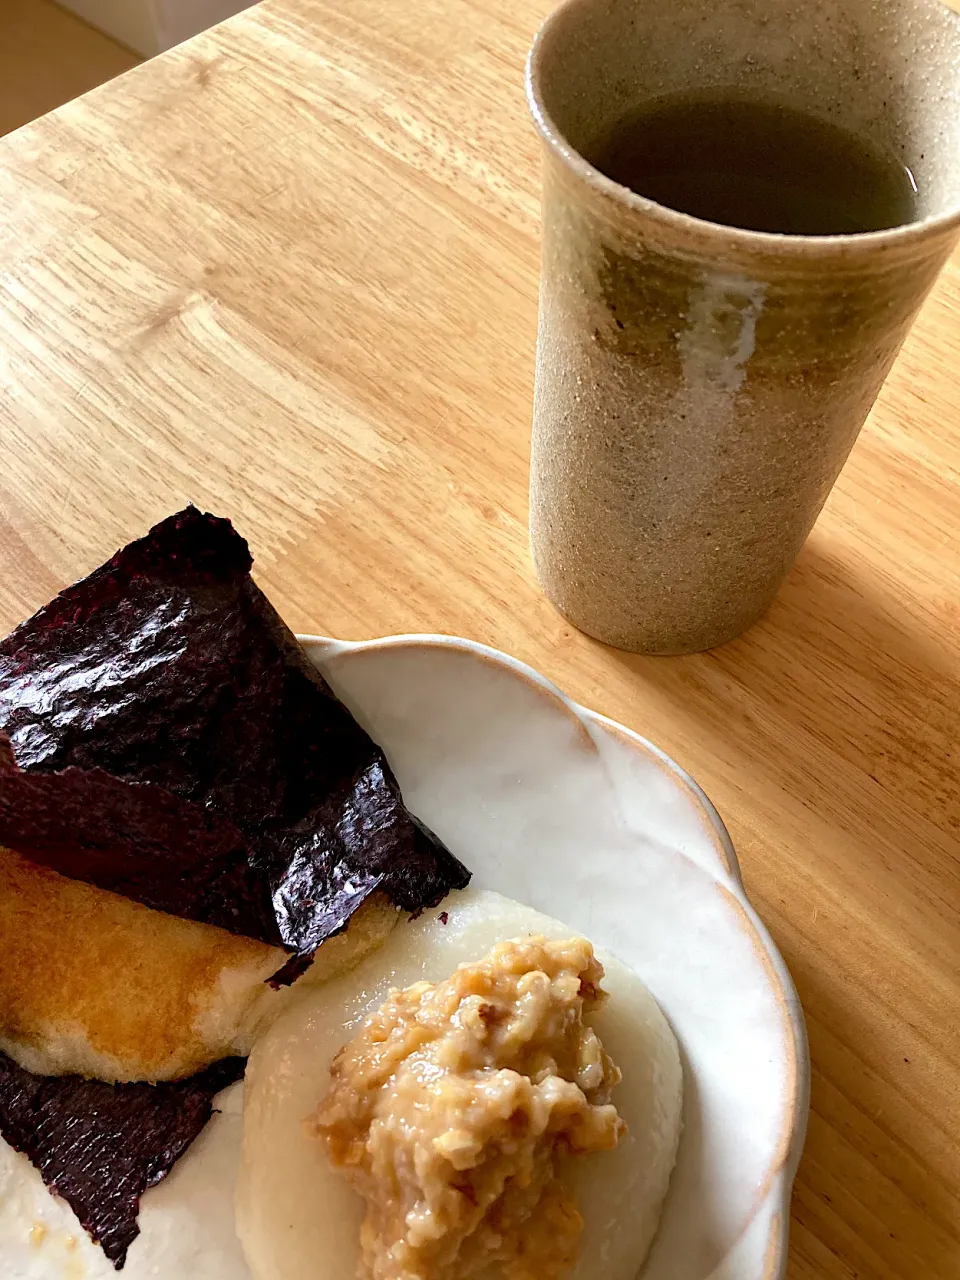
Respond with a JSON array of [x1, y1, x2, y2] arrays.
[[526, 0, 960, 655]]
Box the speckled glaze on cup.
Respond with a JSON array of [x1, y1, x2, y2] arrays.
[[526, 0, 960, 655]]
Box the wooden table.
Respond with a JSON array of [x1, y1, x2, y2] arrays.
[[1, 2, 958, 1275]]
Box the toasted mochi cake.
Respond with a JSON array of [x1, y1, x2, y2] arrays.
[[0, 846, 399, 1083], [0, 508, 470, 1271], [238, 889, 683, 1280], [0, 508, 468, 1087]]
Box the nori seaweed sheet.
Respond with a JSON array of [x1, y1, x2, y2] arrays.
[[0, 746, 274, 943], [0, 507, 470, 1265], [0, 1051, 245, 1269], [0, 506, 470, 967]]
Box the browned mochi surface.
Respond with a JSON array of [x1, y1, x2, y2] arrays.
[[0, 506, 470, 1267], [313, 937, 624, 1280], [0, 506, 469, 1079], [0, 847, 396, 1083]]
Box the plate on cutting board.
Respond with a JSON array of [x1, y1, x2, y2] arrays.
[[1, 632, 807, 1280]]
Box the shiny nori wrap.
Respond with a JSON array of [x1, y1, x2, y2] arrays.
[[0, 507, 469, 1265], [0, 505, 469, 969]]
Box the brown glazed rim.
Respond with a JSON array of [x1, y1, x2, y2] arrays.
[[526, 0, 960, 265]]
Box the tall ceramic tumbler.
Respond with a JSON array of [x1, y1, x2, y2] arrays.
[[526, 0, 960, 654]]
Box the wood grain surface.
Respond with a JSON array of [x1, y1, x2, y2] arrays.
[[0, 1, 958, 1275]]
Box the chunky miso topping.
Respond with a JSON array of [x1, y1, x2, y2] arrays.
[[312, 936, 624, 1280]]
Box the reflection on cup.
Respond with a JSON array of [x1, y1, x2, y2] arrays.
[[526, 0, 960, 655]]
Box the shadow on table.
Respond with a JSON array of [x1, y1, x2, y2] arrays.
[[771, 537, 957, 707], [754, 538, 956, 848], [604, 533, 959, 869], [596, 535, 960, 1277]]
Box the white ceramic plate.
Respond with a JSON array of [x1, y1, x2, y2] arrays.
[[306, 634, 808, 1280], [0, 633, 807, 1280]]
